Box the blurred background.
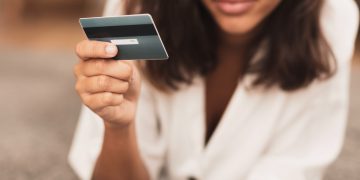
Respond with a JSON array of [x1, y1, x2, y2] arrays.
[[0, 0, 359, 179]]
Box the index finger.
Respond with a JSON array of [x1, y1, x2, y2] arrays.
[[75, 40, 118, 60]]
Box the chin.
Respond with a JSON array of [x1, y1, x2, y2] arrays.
[[216, 16, 259, 35]]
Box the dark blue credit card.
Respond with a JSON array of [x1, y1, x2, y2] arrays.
[[79, 14, 169, 60]]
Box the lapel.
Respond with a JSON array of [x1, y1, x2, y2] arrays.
[[201, 75, 263, 156]]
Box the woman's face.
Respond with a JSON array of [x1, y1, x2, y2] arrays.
[[202, 0, 281, 35]]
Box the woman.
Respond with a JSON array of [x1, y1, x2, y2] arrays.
[[69, 0, 359, 179]]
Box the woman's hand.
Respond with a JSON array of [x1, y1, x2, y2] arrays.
[[74, 40, 142, 128]]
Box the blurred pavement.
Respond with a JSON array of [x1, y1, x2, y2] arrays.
[[0, 46, 80, 179], [325, 65, 360, 180]]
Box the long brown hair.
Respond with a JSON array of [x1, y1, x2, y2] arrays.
[[125, 0, 335, 92]]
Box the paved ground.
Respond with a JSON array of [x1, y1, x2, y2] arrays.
[[0, 46, 79, 180], [0, 44, 359, 179], [325, 64, 360, 180]]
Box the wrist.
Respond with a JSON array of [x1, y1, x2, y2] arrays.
[[102, 121, 136, 152], [104, 120, 133, 131], [103, 121, 135, 142]]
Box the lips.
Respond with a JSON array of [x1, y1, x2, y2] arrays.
[[214, 0, 256, 15]]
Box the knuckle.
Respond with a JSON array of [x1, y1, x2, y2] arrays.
[[101, 92, 113, 105], [97, 75, 111, 90], [83, 41, 94, 57], [90, 42, 98, 57], [92, 41, 106, 57], [75, 81, 82, 93], [82, 95, 90, 104], [75, 42, 82, 57], [76, 40, 88, 58], [94, 60, 105, 74], [73, 63, 81, 77], [81, 94, 92, 107], [84, 41, 97, 58]]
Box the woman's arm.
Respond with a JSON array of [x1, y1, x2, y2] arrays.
[[92, 123, 149, 180], [69, 77, 166, 180], [72, 40, 150, 180]]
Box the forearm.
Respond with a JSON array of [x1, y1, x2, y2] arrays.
[[92, 122, 149, 180]]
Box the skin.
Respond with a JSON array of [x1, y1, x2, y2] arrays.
[[203, 0, 281, 35], [202, 0, 281, 143], [74, 0, 281, 179]]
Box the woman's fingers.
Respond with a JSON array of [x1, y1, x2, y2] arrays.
[[76, 75, 130, 94], [73, 39, 141, 124], [81, 92, 124, 111], [76, 40, 118, 60], [78, 59, 133, 81]]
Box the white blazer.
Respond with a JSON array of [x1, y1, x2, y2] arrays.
[[68, 0, 359, 179]]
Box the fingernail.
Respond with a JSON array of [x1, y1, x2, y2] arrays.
[[105, 44, 117, 56]]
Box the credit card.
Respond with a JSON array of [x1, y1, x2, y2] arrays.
[[79, 14, 169, 60]]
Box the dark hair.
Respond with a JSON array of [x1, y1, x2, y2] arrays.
[[126, 0, 335, 92]]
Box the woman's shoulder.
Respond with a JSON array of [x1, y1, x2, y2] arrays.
[[321, 0, 359, 64]]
